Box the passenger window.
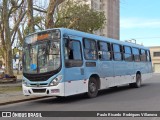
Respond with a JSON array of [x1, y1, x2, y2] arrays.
[[140, 49, 147, 61], [98, 41, 111, 60], [124, 46, 132, 61], [64, 39, 83, 67], [64, 40, 82, 60], [132, 48, 140, 62], [113, 44, 123, 61], [83, 39, 97, 60]]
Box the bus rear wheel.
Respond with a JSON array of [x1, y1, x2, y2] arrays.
[[130, 74, 142, 88], [87, 77, 98, 98]]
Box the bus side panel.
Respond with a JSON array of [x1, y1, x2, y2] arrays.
[[147, 62, 153, 73], [100, 77, 115, 89], [141, 62, 153, 81], [64, 67, 87, 96], [133, 62, 152, 82], [98, 61, 115, 89], [114, 61, 133, 85]]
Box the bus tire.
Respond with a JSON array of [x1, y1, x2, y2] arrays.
[[130, 74, 142, 88], [87, 77, 98, 98]]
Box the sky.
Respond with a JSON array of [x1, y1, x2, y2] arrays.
[[120, 0, 160, 47]]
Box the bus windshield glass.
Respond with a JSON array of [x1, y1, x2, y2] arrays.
[[23, 30, 61, 74]]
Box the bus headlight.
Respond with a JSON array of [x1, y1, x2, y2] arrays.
[[22, 79, 28, 86], [50, 75, 63, 86]]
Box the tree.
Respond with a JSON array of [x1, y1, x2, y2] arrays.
[[3, 0, 13, 75], [0, 0, 105, 76], [0, 0, 26, 75], [45, 0, 64, 28], [30, 0, 106, 33], [27, 0, 35, 33], [55, 0, 106, 33], [23, 0, 65, 34]]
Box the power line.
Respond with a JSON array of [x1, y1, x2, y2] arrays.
[[122, 37, 160, 41], [132, 37, 160, 39]]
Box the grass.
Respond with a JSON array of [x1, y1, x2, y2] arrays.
[[0, 86, 22, 93]]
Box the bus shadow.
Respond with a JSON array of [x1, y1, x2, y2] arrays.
[[99, 83, 151, 96], [35, 94, 88, 104], [35, 83, 151, 104]]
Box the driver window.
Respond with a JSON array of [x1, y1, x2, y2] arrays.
[[64, 39, 82, 60]]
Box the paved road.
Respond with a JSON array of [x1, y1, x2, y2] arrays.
[[0, 74, 160, 120]]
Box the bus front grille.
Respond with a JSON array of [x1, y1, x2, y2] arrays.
[[26, 76, 48, 81], [32, 89, 46, 93], [30, 83, 48, 87]]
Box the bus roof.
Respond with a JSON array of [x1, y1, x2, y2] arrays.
[[60, 28, 149, 50], [26, 28, 149, 50]]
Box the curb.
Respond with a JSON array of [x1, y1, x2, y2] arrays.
[[0, 96, 52, 106], [0, 79, 16, 83], [0, 79, 22, 85]]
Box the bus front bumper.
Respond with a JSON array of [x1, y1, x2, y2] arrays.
[[22, 83, 64, 96]]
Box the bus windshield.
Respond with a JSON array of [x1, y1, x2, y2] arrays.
[[23, 40, 60, 74]]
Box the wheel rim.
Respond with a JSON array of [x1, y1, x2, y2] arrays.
[[89, 82, 96, 93]]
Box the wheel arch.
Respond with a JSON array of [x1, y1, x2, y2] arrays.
[[89, 74, 100, 89], [136, 71, 142, 80], [136, 71, 141, 76]]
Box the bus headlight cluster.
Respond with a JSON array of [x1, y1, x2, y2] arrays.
[[22, 79, 28, 86], [50, 75, 63, 86]]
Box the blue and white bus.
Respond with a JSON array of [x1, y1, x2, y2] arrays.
[[22, 28, 152, 98]]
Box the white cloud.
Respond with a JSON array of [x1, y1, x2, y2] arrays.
[[120, 18, 160, 29]]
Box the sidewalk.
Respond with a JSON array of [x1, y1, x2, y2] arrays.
[[0, 75, 49, 105], [0, 91, 47, 105]]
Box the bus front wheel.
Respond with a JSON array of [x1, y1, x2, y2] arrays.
[[87, 77, 98, 98]]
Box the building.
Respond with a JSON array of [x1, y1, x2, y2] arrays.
[[100, 0, 119, 40], [150, 46, 160, 73], [81, 0, 120, 39]]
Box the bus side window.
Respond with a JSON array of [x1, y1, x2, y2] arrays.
[[83, 38, 97, 60], [65, 39, 82, 60], [64, 39, 83, 68], [146, 50, 151, 62], [98, 41, 111, 60], [112, 44, 123, 61], [124, 46, 132, 61], [132, 48, 140, 62], [140, 49, 147, 61]]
